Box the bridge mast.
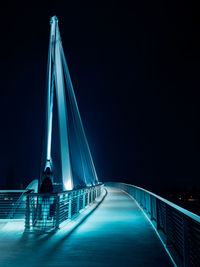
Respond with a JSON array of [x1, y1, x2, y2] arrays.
[[41, 16, 73, 191], [40, 15, 99, 192]]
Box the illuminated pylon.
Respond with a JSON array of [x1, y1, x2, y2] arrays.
[[40, 16, 99, 192]]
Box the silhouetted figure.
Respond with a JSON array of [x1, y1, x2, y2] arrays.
[[40, 167, 53, 193]]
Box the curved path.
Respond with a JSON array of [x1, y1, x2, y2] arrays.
[[0, 186, 172, 266]]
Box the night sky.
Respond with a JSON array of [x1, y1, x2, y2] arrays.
[[0, 6, 200, 193]]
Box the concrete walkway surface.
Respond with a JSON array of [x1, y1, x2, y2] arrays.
[[0, 186, 173, 266]]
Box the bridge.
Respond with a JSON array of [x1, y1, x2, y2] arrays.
[[0, 16, 200, 267]]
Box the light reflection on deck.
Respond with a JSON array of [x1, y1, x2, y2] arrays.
[[0, 187, 172, 267]]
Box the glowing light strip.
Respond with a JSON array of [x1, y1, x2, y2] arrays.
[[46, 19, 54, 162], [54, 24, 73, 190]]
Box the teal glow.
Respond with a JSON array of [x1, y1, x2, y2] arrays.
[[122, 189, 177, 267], [46, 17, 56, 163], [0, 186, 173, 266], [54, 23, 73, 190], [42, 16, 99, 190], [127, 183, 200, 223], [44, 16, 73, 190]]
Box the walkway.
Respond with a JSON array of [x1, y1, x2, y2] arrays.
[[0, 187, 172, 266]]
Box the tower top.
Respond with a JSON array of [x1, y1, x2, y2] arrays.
[[50, 16, 58, 24]]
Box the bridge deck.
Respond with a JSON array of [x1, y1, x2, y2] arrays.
[[0, 186, 172, 267]]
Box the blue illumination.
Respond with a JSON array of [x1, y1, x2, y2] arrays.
[[43, 16, 99, 191]]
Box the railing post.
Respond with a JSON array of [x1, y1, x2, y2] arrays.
[[87, 190, 90, 206], [77, 192, 80, 213], [165, 205, 172, 247], [150, 195, 153, 220], [55, 195, 60, 229], [91, 189, 93, 203], [93, 188, 95, 201], [82, 191, 85, 209], [93, 188, 95, 202], [90, 189, 93, 203], [183, 216, 190, 267], [156, 198, 160, 230], [25, 195, 30, 232], [68, 195, 72, 219], [98, 187, 100, 197]]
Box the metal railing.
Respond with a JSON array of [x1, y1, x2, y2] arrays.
[[25, 184, 103, 232], [107, 182, 200, 267], [0, 190, 32, 219]]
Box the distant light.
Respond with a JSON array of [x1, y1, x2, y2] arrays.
[[188, 198, 198, 202]]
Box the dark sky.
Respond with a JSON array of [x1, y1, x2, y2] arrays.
[[0, 6, 200, 193]]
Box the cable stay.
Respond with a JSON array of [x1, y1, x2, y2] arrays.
[[40, 16, 99, 192]]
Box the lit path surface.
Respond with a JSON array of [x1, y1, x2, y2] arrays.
[[0, 187, 172, 267]]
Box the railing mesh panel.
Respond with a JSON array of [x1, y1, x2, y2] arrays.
[[25, 184, 103, 232]]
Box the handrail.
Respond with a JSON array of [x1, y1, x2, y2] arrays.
[[107, 182, 200, 267], [0, 191, 30, 219], [25, 184, 103, 232], [8, 190, 34, 219], [27, 183, 103, 197], [128, 184, 200, 223]]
